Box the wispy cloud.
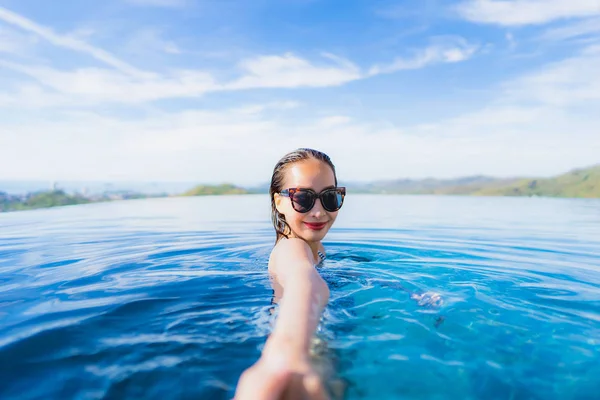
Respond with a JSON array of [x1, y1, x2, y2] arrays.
[[456, 0, 600, 26], [3, 73, 598, 183], [227, 53, 362, 90], [0, 52, 362, 104], [0, 61, 218, 103], [540, 17, 600, 41], [232, 101, 301, 115], [0, 6, 361, 104], [1, 43, 477, 105], [503, 44, 600, 106], [368, 37, 479, 75], [419, 43, 600, 144], [123, 28, 183, 55], [505, 32, 517, 50], [316, 115, 352, 127], [3, 3, 596, 183], [8, 43, 597, 181], [0, 26, 37, 55], [0, 5, 479, 105], [0, 6, 150, 77], [0, 83, 74, 109]]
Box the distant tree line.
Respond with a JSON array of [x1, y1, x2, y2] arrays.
[[1, 190, 90, 212], [2, 164, 598, 213]]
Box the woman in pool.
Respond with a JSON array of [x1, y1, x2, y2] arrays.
[[235, 148, 345, 400]]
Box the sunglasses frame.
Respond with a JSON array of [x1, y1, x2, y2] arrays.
[[279, 187, 346, 213]]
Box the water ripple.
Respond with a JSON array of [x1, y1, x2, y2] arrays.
[[1, 196, 599, 399]]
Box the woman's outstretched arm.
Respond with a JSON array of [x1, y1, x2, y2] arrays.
[[235, 238, 330, 400], [267, 238, 330, 353]]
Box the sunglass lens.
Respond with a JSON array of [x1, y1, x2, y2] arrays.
[[292, 190, 315, 213], [321, 189, 343, 211]]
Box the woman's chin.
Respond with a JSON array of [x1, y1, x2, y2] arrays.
[[302, 228, 328, 241]]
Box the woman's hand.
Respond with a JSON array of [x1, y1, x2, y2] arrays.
[[234, 355, 292, 400], [235, 336, 329, 400]]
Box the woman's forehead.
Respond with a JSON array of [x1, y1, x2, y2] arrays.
[[283, 159, 335, 188]]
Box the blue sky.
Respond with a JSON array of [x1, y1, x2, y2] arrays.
[[0, 0, 599, 184]]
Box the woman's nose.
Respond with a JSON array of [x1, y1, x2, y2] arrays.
[[311, 200, 325, 217]]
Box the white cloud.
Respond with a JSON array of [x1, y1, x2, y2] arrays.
[[0, 61, 218, 103], [0, 26, 38, 55], [227, 53, 362, 90], [317, 116, 352, 127], [232, 101, 302, 115], [540, 17, 600, 41], [0, 44, 477, 105], [368, 38, 479, 75], [456, 0, 600, 26], [2, 45, 599, 183], [505, 32, 517, 49], [0, 6, 150, 77], [0, 83, 75, 108], [163, 43, 182, 54], [3, 6, 597, 183], [503, 45, 600, 106], [0, 52, 362, 104], [0, 7, 479, 106], [398, 44, 600, 177], [2, 99, 598, 183], [123, 28, 183, 55]]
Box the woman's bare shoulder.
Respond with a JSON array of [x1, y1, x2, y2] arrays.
[[268, 238, 313, 274]]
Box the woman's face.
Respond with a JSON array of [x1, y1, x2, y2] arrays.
[[275, 158, 339, 243]]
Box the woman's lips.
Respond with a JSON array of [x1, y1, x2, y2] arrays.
[[304, 222, 327, 230]]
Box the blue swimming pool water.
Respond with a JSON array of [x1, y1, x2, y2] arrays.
[[1, 195, 599, 399]]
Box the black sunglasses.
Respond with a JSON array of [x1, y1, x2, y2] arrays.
[[280, 187, 346, 213]]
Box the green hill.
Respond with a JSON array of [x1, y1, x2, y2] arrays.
[[1, 190, 91, 212], [182, 183, 248, 196], [3, 165, 597, 214], [472, 165, 600, 198], [349, 176, 516, 195], [347, 164, 600, 198]]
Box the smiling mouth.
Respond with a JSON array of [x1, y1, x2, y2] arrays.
[[304, 222, 327, 230]]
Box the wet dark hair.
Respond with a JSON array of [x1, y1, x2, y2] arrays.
[[269, 148, 338, 243]]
